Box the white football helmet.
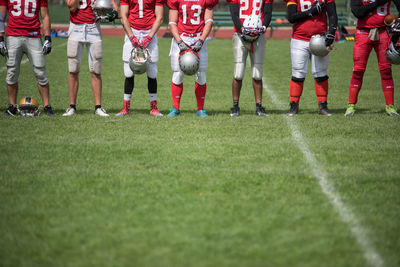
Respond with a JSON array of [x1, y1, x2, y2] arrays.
[[309, 34, 330, 57], [129, 47, 149, 75], [92, 0, 114, 21], [386, 41, 400, 65], [242, 14, 262, 42], [18, 96, 40, 117], [179, 50, 200, 76]]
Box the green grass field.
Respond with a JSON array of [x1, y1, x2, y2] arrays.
[[0, 36, 399, 267]]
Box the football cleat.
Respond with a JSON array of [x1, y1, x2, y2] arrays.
[[94, 107, 109, 117], [63, 107, 77, 116], [167, 107, 180, 117], [255, 105, 268, 116], [385, 105, 399, 117], [288, 101, 299, 116], [44, 105, 55, 116], [4, 104, 18, 116], [150, 100, 163, 117], [318, 101, 331, 116], [196, 109, 208, 117], [230, 106, 240, 117], [116, 100, 131, 116], [344, 104, 355, 117]]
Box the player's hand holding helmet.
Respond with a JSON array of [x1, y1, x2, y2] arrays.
[[0, 36, 7, 57], [18, 96, 40, 117], [129, 46, 149, 75], [309, 34, 330, 56], [179, 49, 200, 75], [178, 40, 190, 52], [241, 14, 263, 42], [307, 0, 325, 17], [141, 35, 152, 49], [385, 40, 400, 65], [191, 39, 204, 52], [129, 35, 140, 48], [92, 0, 114, 22], [42, 36, 52, 55]]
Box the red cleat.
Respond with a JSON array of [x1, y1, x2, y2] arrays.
[[116, 100, 131, 116], [150, 100, 163, 117]]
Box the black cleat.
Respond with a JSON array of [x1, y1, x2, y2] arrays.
[[318, 101, 332, 116], [4, 104, 17, 116], [288, 101, 299, 116], [230, 106, 240, 117], [255, 105, 268, 116], [44, 105, 55, 116]]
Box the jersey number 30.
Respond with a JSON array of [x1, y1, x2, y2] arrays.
[[10, 0, 36, 17]]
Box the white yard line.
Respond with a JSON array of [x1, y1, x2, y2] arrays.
[[263, 78, 384, 267], [0, 41, 67, 74]]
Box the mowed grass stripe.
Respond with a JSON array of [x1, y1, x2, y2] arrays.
[[263, 78, 384, 267]]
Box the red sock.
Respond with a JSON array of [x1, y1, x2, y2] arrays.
[[380, 69, 394, 105], [171, 82, 183, 110], [195, 83, 206, 111], [315, 79, 328, 102], [348, 71, 363, 104], [289, 80, 304, 103]]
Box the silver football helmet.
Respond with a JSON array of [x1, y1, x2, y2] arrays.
[[18, 96, 40, 117], [309, 34, 330, 57], [129, 47, 149, 75], [386, 41, 400, 65], [242, 14, 262, 42], [92, 0, 114, 22], [179, 50, 200, 76]]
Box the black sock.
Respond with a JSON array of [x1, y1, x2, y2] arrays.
[[124, 77, 134, 94], [95, 105, 101, 110], [148, 77, 157, 94], [70, 104, 76, 109], [233, 101, 239, 108], [256, 102, 262, 108]]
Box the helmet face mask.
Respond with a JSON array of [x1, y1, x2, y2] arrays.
[[18, 96, 40, 117], [385, 41, 400, 65], [242, 15, 262, 42], [92, 0, 114, 21], [309, 34, 330, 57], [129, 47, 149, 75], [179, 50, 200, 76]]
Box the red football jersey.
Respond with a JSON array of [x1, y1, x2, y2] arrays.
[[1, 0, 48, 37], [287, 0, 334, 41], [70, 0, 95, 24], [227, 0, 274, 33], [120, 0, 165, 30], [167, 0, 218, 34], [356, 0, 391, 29]]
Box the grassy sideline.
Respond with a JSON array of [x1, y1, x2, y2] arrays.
[[0, 37, 399, 267]]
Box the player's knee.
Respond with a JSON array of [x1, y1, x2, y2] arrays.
[[90, 41, 103, 74], [91, 60, 102, 74], [379, 68, 392, 80], [252, 64, 263, 80], [172, 71, 184, 85], [233, 63, 245, 80], [147, 63, 157, 79], [195, 72, 206, 85], [352, 70, 364, 81], [124, 62, 134, 78], [34, 67, 49, 85], [292, 69, 307, 80], [68, 58, 80, 73], [291, 76, 305, 82], [6, 73, 18, 85], [315, 75, 329, 82]]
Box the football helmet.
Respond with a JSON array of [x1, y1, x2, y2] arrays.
[[385, 41, 400, 65], [179, 50, 200, 75], [18, 96, 40, 117], [129, 47, 149, 75], [92, 0, 114, 22], [242, 14, 262, 42], [309, 34, 330, 57]]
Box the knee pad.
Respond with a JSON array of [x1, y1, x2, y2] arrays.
[[379, 68, 392, 80], [251, 63, 263, 80], [90, 41, 103, 74], [315, 75, 329, 82], [195, 71, 206, 85], [147, 62, 157, 79], [233, 62, 245, 80], [34, 67, 49, 85], [172, 71, 184, 85], [124, 62, 134, 78], [67, 40, 80, 73], [292, 76, 305, 82]]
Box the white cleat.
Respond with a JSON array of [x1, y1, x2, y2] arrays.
[[94, 107, 109, 117], [63, 107, 77, 117]]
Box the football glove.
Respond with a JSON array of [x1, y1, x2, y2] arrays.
[[178, 40, 189, 51], [107, 10, 119, 22], [191, 39, 204, 52], [257, 26, 267, 34], [129, 35, 140, 47], [308, 0, 325, 17], [141, 35, 152, 48], [42, 36, 52, 55], [0, 36, 7, 57], [391, 19, 400, 34]]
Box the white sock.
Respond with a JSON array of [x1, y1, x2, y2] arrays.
[[124, 94, 132, 101], [149, 93, 157, 102]]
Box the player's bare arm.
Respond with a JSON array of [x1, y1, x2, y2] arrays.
[[40, 6, 51, 37], [148, 5, 163, 39], [351, 0, 388, 18], [66, 0, 80, 13], [199, 9, 213, 42], [0, 5, 6, 37], [111, 0, 119, 12], [120, 4, 133, 37], [169, 9, 181, 43]]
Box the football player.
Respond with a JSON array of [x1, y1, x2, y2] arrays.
[[63, 0, 118, 117], [116, 0, 164, 117], [166, 0, 218, 117], [228, 0, 273, 117], [0, 0, 55, 116], [344, 0, 400, 117], [286, 0, 338, 116]]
